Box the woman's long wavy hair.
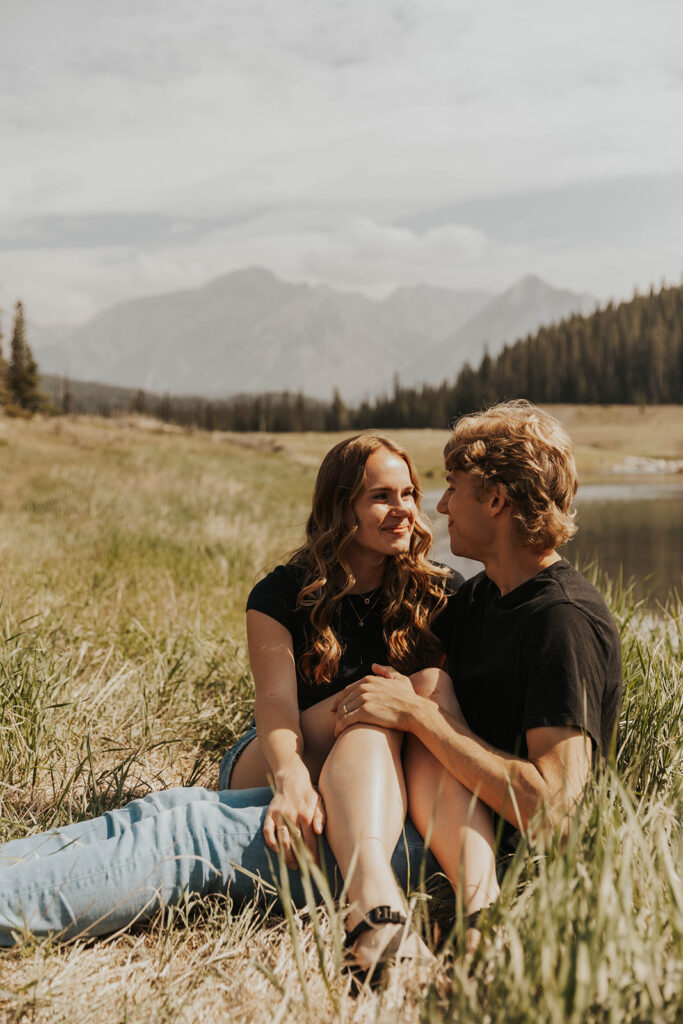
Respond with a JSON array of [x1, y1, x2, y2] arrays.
[[289, 434, 450, 686]]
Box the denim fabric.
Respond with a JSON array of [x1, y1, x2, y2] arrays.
[[0, 786, 440, 946], [218, 727, 258, 790]]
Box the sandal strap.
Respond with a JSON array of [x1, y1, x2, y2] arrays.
[[345, 905, 407, 948], [465, 908, 485, 930]]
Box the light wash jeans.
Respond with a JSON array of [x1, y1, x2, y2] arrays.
[[0, 786, 440, 946]]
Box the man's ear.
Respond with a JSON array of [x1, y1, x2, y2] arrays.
[[487, 482, 508, 517]]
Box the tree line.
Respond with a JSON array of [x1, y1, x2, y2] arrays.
[[8, 280, 683, 430], [137, 280, 683, 431]]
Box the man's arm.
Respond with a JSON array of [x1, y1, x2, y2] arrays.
[[411, 700, 591, 835], [333, 666, 592, 836]]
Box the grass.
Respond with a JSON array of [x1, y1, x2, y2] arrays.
[[0, 413, 681, 1023]]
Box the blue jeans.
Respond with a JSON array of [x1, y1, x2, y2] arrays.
[[0, 786, 440, 946]]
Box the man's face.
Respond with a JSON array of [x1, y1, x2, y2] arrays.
[[436, 468, 494, 561]]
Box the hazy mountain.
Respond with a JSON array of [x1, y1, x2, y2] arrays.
[[33, 268, 490, 399], [31, 267, 594, 400], [367, 284, 492, 361], [35, 268, 308, 392], [409, 275, 597, 384], [223, 289, 408, 397]]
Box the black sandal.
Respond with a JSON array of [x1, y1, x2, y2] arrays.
[[435, 904, 494, 952], [343, 905, 407, 995]]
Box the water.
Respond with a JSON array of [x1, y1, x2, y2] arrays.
[[425, 482, 683, 605]]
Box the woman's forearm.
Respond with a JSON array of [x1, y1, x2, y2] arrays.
[[254, 695, 310, 789]]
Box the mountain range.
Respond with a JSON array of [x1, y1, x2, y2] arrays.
[[31, 268, 596, 400]]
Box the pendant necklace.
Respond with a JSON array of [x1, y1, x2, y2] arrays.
[[346, 588, 383, 628]]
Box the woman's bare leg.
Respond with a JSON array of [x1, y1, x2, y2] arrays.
[[228, 736, 271, 788], [318, 723, 430, 968], [405, 669, 500, 918], [229, 693, 339, 789]]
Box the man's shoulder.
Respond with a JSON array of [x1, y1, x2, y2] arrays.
[[516, 561, 621, 666], [535, 560, 617, 622], [457, 560, 619, 635], [449, 569, 494, 608]]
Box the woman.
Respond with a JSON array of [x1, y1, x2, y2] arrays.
[[0, 435, 497, 971], [222, 434, 466, 972]]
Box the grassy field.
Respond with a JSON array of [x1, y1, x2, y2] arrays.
[[0, 411, 681, 1023]]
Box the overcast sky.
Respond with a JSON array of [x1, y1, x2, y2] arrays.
[[1, 0, 682, 326]]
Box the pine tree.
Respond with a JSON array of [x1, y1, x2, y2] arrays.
[[0, 311, 9, 405], [326, 388, 349, 431], [8, 301, 46, 412], [61, 375, 74, 414]]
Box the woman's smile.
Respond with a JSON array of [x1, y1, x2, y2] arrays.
[[383, 520, 411, 534]]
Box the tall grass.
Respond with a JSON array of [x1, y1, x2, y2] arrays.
[[0, 416, 680, 1023]]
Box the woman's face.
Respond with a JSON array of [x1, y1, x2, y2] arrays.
[[347, 447, 417, 558]]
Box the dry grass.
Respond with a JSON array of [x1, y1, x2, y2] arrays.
[[0, 412, 680, 1023]]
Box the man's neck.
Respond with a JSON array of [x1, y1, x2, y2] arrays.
[[483, 548, 561, 597]]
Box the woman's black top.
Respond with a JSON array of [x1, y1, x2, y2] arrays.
[[246, 562, 463, 711]]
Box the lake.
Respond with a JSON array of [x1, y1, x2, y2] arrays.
[[425, 481, 683, 605]]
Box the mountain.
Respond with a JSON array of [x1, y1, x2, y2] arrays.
[[222, 288, 407, 397], [32, 268, 490, 400], [35, 268, 309, 393], [409, 275, 597, 384], [31, 268, 595, 400], [366, 284, 491, 361]]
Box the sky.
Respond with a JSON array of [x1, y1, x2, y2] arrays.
[[1, 0, 683, 327]]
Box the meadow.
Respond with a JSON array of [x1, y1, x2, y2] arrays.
[[0, 410, 681, 1023]]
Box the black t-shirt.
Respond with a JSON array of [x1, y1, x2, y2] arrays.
[[247, 562, 463, 711], [447, 559, 622, 760]]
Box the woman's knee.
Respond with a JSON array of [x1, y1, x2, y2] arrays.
[[318, 724, 401, 795]]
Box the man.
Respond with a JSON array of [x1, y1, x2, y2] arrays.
[[333, 400, 622, 930]]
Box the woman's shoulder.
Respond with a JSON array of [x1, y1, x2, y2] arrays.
[[247, 563, 304, 605], [246, 563, 308, 631], [428, 560, 466, 595]]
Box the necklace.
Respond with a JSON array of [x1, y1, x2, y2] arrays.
[[345, 588, 383, 628]]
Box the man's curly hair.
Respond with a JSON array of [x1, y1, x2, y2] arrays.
[[444, 400, 578, 549]]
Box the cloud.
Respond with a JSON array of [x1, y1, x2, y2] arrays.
[[1, 0, 683, 322], [3, 0, 683, 219]]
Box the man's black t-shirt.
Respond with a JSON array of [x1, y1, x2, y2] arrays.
[[247, 562, 463, 711], [447, 559, 622, 760]]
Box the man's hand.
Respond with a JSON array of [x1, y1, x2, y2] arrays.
[[332, 664, 422, 736]]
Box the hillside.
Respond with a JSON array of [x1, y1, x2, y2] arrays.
[[353, 281, 683, 429], [410, 275, 596, 383]]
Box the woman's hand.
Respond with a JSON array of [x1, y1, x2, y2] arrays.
[[262, 760, 326, 870]]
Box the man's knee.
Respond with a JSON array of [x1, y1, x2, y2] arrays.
[[410, 667, 447, 699], [410, 668, 464, 719]]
